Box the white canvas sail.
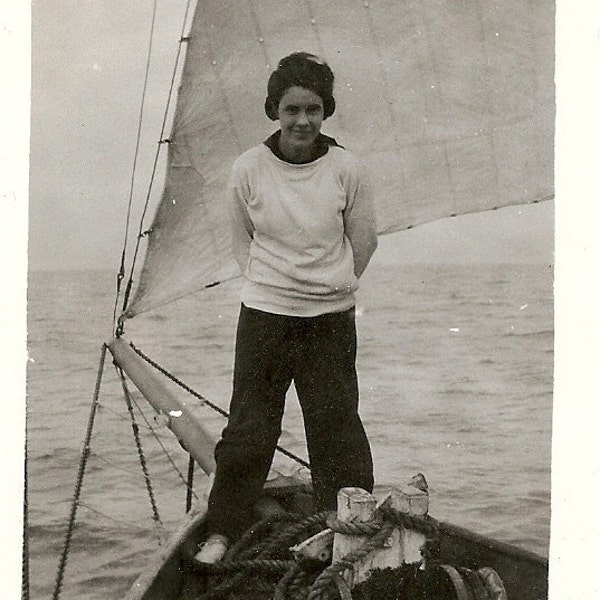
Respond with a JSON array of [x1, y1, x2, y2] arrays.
[[126, 0, 554, 317]]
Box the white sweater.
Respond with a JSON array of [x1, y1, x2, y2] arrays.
[[229, 143, 378, 317]]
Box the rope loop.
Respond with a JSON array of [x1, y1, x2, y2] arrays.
[[307, 522, 395, 600], [376, 505, 440, 538], [325, 513, 382, 536]]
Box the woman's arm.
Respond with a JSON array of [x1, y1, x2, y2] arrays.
[[343, 162, 378, 278], [229, 169, 254, 273]]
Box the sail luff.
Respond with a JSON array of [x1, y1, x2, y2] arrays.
[[126, 0, 554, 317]]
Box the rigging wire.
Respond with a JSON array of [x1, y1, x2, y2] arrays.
[[113, 0, 195, 334], [117, 366, 164, 530], [95, 399, 178, 435], [129, 342, 312, 470], [52, 344, 107, 600], [128, 391, 200, 502], [112, 0, 159, 334], [77, 502, 157, 533], [90, 451, 192, 485]]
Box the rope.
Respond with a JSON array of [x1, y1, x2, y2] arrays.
[[190, 512, 329, 599], [333, 574, 353, 600], [128, 391, 199, 502], [52, 344, 107, 600], [377, 505, 439, 539], [129, 342, 311, 470], [193, 558, 292, 575], [273, 563, 309, 600], [228, 513, 300, 559], [199, 514, 302, 598], [117, 367, 163, 530], [252, 511, 329, 561], [96, 398, 181, 437], [307, 522, 396, 600], [186, 503, 463, 600], [326, 514, 382, 536]]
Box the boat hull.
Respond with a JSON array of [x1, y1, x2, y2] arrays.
[[123, 488, 548, 600]]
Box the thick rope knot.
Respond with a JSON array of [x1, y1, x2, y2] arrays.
[[325, 513, 383, 536]]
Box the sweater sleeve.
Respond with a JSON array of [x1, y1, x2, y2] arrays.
[[228, 160, 255, 273], [343, 158, 378, 278]]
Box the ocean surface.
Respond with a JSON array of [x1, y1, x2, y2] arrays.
[[26, 263, 553, 599]]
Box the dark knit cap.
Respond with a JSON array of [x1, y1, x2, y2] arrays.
[[264, 52, 336, 121]]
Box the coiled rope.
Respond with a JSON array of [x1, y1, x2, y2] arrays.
[[187, 506, 441, 600]]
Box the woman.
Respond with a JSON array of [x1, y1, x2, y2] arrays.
[[196, 52, 378, 563]]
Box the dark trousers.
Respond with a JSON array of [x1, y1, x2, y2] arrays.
[[206, 304, 374, 539]]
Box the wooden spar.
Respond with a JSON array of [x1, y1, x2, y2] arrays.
[[108, 337, 217, 475]]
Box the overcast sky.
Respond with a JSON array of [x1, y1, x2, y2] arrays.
[[28, 0, 554, 272]]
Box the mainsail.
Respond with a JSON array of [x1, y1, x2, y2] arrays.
[[126, 0, 554, 317]]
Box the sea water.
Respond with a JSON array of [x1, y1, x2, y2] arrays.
[[26, 263, 553, 599]]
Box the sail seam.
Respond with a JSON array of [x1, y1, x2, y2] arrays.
[[360, 0, 410, 213], [414, 3, 459, 216], [247, 0, 272, 71], [198, 7, 243, 155], [473, 0, 501, 194], [302, 0, 348, 134]]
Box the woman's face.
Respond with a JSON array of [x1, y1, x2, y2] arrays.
[[277, 86, 324, 159]]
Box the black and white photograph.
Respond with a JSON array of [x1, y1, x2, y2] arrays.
[[3, 0, 599, 598]]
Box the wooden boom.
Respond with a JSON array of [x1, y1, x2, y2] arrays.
[[108, 337, 217, 475]]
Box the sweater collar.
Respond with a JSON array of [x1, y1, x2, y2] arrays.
[[263, 130, 343, 164]]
